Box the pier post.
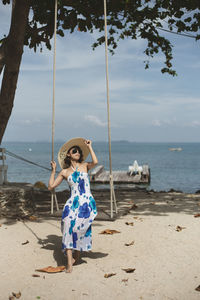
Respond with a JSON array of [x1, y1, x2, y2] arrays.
[[0, 148, 8, 185]]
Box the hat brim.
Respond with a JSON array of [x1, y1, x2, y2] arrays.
[[58, 137, 90, 169]]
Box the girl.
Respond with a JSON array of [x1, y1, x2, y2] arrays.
[[48, 138, 98, 273]]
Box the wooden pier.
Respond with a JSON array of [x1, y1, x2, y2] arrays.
[[89, 165, 150, 184]]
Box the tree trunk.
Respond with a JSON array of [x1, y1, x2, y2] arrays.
[[0, 0, 30, 144], [0, 42, 5, 75]]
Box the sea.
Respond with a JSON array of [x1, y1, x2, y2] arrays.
[[1, 141, 200, 193]]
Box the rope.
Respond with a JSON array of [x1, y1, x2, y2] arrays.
[[5, 149, 59, 173], [52, 0, 58, 161], [103, 0, 112, 175], [103, 0, 117, 218], [5, 149, 57, 172], [51, 0, 59, 214]]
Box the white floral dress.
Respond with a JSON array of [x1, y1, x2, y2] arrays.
[[61, 167, 97, 252]]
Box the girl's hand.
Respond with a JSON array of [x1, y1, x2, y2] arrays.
[[51, 161, 56, 172], [85, 139, 92, 147]]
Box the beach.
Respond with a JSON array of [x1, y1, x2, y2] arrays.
[[1, 188, 200, 300]]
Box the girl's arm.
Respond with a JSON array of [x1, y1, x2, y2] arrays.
[[85, 140, 98, 170], [48, 161, 64, 190]]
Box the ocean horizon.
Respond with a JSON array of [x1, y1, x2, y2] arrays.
[[3, 140, 200, 143]]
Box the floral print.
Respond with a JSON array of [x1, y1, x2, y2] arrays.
[[72, 232, 78, 248], [71, 170, 80, 183], [78, 178, 85, 195], [85, 225, 92, 237], [78, 203, 91, 219], [69, 219, 76, 235], [61, 171, 97, 252], [89, 196, 97, 214], [72, 195, 79, 211], [62, 205, 70, 219]]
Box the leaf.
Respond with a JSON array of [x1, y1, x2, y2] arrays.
[[32, 274, 40, 277], [57, 29, 64, 37], [194, 214, 200, 218], [195, 285, 200, 291], [12, 291, 21, 298], [133, 217, 143, 222], [176, 226, 186, 232], [122, 278, 128, 282], [99, 229, 121, 235], [36, 266, 66, 273], [29, 216, 37, 221], [22, 240, 29, 245], [122, 268, 136, 273], [130, 204, 138, 210], [125, 222, 134, 226], [104, 273, 116, 278], [125, 241, 134, 246]]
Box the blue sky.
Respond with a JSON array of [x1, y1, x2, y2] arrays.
[[1, 3, 200, 142]]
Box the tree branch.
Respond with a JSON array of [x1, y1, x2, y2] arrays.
[[27, 24, 48, 34]]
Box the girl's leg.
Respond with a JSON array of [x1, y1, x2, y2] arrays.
[[66, 249, 75, 273]]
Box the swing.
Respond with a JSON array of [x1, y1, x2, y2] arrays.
[[51, 0, 117, 218]]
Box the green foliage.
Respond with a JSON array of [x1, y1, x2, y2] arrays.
[[1, 0, 200, 75]]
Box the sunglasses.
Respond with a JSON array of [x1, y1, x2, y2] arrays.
[[71, 148, 80, 154]]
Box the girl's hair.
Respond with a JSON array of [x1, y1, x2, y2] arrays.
[[64, 145, 83, 168]]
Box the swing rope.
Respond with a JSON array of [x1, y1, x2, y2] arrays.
[[103, 0, 118, 218], [50, 0, 59, 214], [52, 0, 58, 162]]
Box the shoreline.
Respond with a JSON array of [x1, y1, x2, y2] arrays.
[[1, 180, 200, 194]]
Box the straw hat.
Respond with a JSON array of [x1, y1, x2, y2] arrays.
[[58, 137, 90, 169]]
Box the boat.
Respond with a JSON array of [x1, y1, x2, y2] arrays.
[[169, 148, 182, 151]]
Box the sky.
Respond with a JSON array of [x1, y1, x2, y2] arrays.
[[1, 3, 200, 143]]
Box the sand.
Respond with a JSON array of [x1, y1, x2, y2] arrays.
[[1, 193, 200, 300]]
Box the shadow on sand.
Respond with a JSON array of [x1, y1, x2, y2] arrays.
[[22, 222, 108, 266], [40, 234, 109, 266]]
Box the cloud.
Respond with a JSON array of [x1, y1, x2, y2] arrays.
[[187, 61, 200, 69], [152, 118, 177, 127], [188, 120, 200, 127], [141, 94, 200, 108], [18, 119, 32, 125], [152, 119, 161, 127], [84, 115, 107, 127], [16, 118, 42, 125], [21, 34, 105, 72]]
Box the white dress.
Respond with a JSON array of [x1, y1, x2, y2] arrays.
[[61, 167, 97, 252]]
